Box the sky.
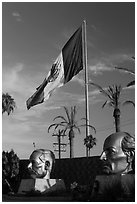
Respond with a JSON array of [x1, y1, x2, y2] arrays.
[[2, 2, 135, 159]]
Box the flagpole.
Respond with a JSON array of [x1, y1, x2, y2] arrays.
[[82, 20, 90, 157]]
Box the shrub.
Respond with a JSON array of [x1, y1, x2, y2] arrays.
[[2, 149, 20, 194]]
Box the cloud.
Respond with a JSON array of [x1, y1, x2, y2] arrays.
[[3, 63, 23, 91], [2, 63, 35, 106], [123, 85, 135, 91], [71, 75, 85, 86], [2, 114, 53, 158], [2, 62, 89, 122], [89, 62, 112, 75], [88, 53, 134, 76], [12, 11, 22, 22]]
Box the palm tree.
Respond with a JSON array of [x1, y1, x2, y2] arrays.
[[84, 135, 97, 156], [90, 83, 122, 132], [48, 106, 96, 158], [2, 93, 16, 115]]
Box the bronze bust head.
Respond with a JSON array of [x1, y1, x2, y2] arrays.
[[27, 149, 55, 179], [100, 132, 135, 175]]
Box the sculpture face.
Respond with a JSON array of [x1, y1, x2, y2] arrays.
[[27, 149, 55, 179], [100, 132, 133, 174]]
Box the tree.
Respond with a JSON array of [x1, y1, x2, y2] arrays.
[[2, 93, 16, 115], [48, 106, 96, 158], [2, 149, 20, 193], [90, 83, 122, 132], [84, 135, 97, 156]]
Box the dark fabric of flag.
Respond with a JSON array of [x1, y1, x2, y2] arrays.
[[62, 26, 83, 83]]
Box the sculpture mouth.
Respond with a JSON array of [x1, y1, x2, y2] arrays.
[[28, 168, 39, 176], [103, 165, 111, 173], [29, 168, 48, 178], [102, 162, 112, 174]]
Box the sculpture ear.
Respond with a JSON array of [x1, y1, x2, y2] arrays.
[[127, 150, 135, 163], [45, 161, 50, 170]]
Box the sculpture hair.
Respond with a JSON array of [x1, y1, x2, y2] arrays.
[[121, 132, 135, 173], [121, 133, 135, 153]]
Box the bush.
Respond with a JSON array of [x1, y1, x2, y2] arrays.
[[2, 149, 20, 194]]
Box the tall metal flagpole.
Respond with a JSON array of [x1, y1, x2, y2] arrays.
[[82, 20, 90, 157]]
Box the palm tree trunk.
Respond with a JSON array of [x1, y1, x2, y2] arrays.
[[115, 115, 120, 132], [113, 108, 121, 132], [88, 148, 91, 157], [69, 137, 74, 158], [58, 135, 61, 159], [69, 130, 74, 158]]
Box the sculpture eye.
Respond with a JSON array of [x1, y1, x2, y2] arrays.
[[105, 148, 116, 157], [108, 148, 116, 156], [32, 160, 40, 167]]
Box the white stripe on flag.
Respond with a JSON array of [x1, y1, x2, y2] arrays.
[[43, 52, 64, 100]]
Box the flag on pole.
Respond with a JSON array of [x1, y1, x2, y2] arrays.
[[26, 26, 83, 110]]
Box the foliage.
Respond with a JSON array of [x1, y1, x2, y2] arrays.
[[70, 182, 90, 201], [48, 106, 96, 158], [2, 149, 20, 193], [84, 135, 97, 155], [2, 93, 16, 115], [89, 83, 123, 132]]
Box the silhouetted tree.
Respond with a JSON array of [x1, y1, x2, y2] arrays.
[[84, 135, 97, 156], [2, 93, 16, 115], [90, 83, 122, 132]]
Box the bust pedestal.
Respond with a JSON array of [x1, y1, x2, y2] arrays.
[[18, 179, 66, 195], [91, 174, 135, 202]]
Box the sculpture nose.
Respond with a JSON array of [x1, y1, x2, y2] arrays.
[[28, 163, 32, 169], [100, 152, 107, 160]]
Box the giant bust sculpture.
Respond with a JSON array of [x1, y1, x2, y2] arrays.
[[27, 149, 55, 179], [100, 132, 135, 175]]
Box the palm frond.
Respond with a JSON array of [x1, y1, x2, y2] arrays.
[[109, 101, 115, 107], [53, 115, 67, 122], [90, 82, 112, 100], [60, 121, 68, 125], [73, 106, 77, 119], [63, 106, 71, 123], [71, 107, 74, 124], [115, 67, 135, 75], [80, 117, 87, 121], [79, 124, 96, 134], [102, 100, 108, 108], [123, 101, 135, 107], [108, 85, 114, 96], [63, 127, 69, 135], [74, 125, 81, 134], [88, 125, 96, 134], [48, 123, 59, 132], [127, 80, 135, 87]]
